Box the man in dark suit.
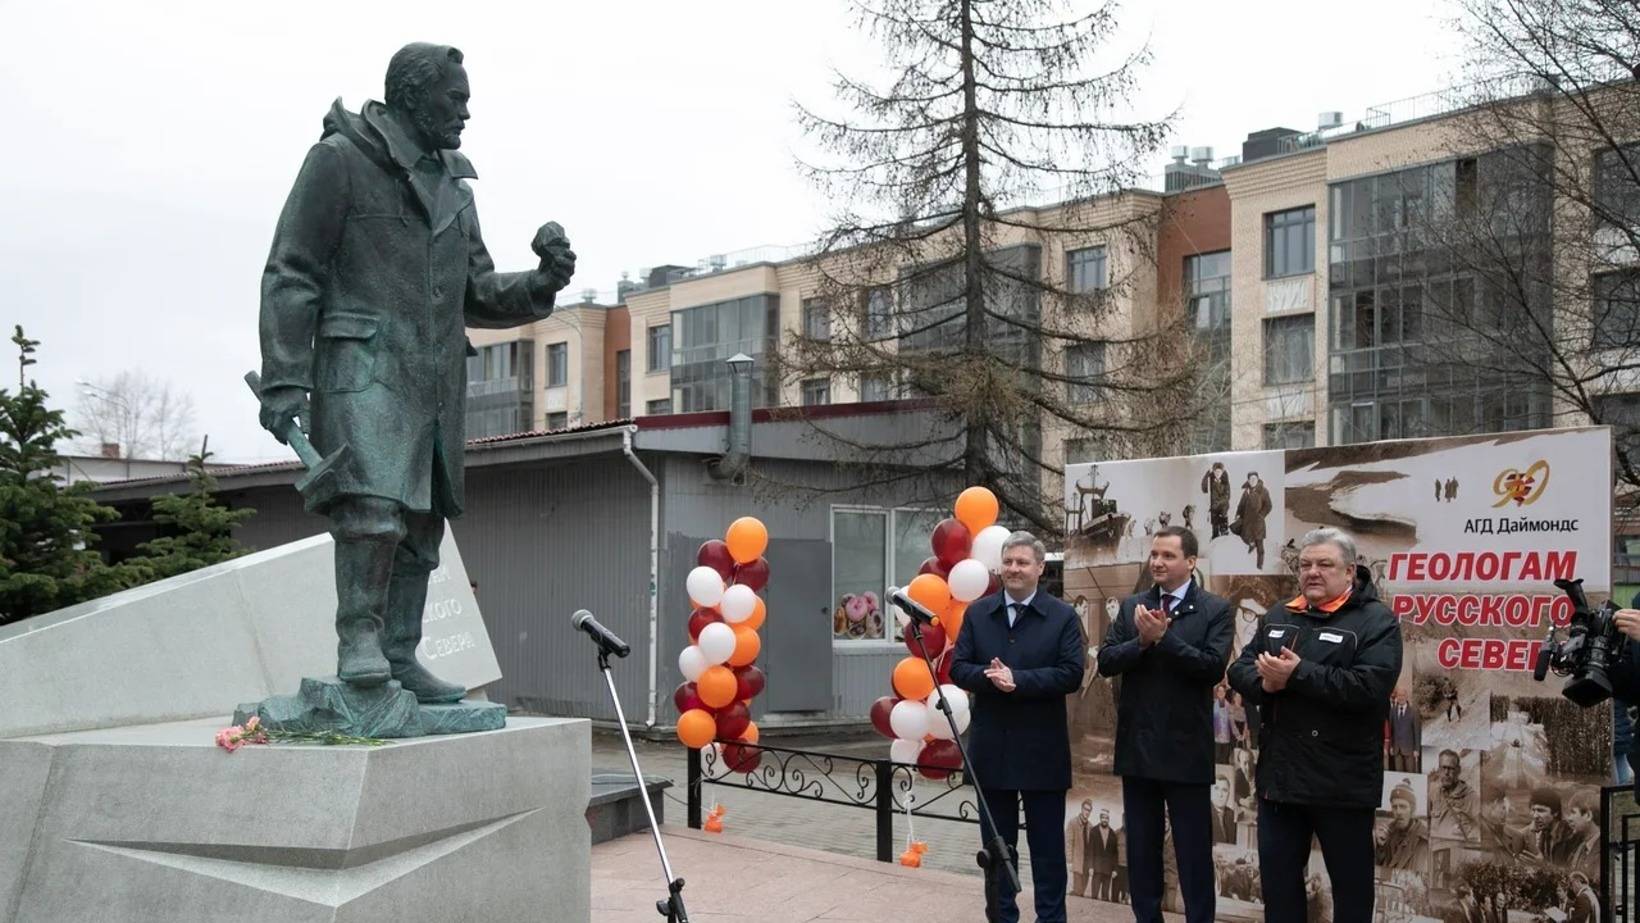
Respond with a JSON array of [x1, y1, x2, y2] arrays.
[[952, 530, 1086, 923], [1089, 809, 1119, 900], [1386, 688, 1420, 772], [1098, 526, 1231, 923], [1211, 778, 1237, 845]]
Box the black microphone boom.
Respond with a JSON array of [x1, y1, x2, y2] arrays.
[[572, 609, 631, 658], [888, 586, 940, 625]]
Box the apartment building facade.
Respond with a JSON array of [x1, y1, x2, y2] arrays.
[[468, 84, 1638, 471]]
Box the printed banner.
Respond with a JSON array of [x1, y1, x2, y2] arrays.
[[1062, 427, 1614, 922]]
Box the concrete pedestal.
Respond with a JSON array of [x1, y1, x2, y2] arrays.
[[1, 716, 590, 923]]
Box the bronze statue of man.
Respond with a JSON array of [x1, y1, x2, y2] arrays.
[[257, 43, 573, 702]]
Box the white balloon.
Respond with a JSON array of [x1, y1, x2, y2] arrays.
[[698, 622, 737, 665], [970, 525, 1011, 572], [678, 645, 707, 682], [889, 737, 924, 765], [925, 684, 970, 721], [888, 699, 930, 740], [720, 584, 758, 623], [687, 566, 726, 607], [954, 709, 971, 735], [947, 558, 989, 602], [927, 713, 956, 740]]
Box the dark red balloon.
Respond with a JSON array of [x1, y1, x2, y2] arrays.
[[673, 682, 704, 715], [904, 622, 947, 660], [732, 557, 770, 592], [930, 518, 972, 568], [918, 556, 951, 579], [936, 654, 954, 687], [688, 607, 723, 641], [714, 701, 751, 740], [723, 742, 763, 773], [697, 540, 736, 581], [986, 574, 1001, 596], [734, 664, 766, 700], [869, 695, 898, 739], [918, 739, 963, 780]]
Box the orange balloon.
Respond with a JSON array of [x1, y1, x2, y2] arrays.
[[744, 597, 767, 631], [954, 486, 999, 533], [677, 709, 716, 748], [725, 517, 769, 565], [893, 656, 936, 700], [729, 623, 762, 666], [740, 722, 759, 744], [908, 573, 952, 616], [698, 665, 738, 708], [939, 600, 967, 644]]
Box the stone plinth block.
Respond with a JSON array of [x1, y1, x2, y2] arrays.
[[0, 531, 500, 739], [0, 716, 591, 923], [232, 678, 506, 739]]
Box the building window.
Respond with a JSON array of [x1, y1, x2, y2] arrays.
[[645, 398, 671, 415], [546, 412, 569, 430], [831, 507, 944, 642], [1264, 206, 1315, 278], [670, 295, 780, 412], [802, 298, 831, 342], [1595, 144, 1640, 228], [615, 349, 631, 418], [1064, 436, 1107, 465], [1067, 247, 1108, 293], [1264, 315, 1314, 385], [1593, 271, 1640, 349], [864, 287, 893, 339], [1595, 392, 1640, 465], [801, 378, 831, 406], [1263, 422, 1316, 449], [860, 373, 895, 403], [546, 342, 568, 388], [647, 324, 671, 372], [1065, 343, 1105, 404], [1184, 250, 1232, 329]]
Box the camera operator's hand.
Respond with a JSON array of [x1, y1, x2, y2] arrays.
[[1616, 608, 1640, 641]]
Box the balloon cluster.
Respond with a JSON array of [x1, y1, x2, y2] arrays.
[[674, 516, 769, 774], [870, 486, 1007, 779]]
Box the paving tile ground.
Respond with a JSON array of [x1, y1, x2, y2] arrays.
[[591, 730, 1173, 920], [592, 825, 1159, 923]]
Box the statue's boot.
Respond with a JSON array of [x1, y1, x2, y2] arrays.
[[382, 558, 467, 704], [333, 538, 394, 686]]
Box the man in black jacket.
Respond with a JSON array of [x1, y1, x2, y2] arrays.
[[1228, 526, 1402, 923], [1098, 526, 1232, 923], [952, 531, 1086, 923]]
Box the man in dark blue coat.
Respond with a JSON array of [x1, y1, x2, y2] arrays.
[[1097, 526, 1231, 923], [953, 531, 1085, 923]]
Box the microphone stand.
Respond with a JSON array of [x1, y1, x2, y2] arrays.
[[595, 644, 689, 922], [905, 614, 1019, 923]]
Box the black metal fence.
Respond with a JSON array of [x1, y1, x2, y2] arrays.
[[1604, 784, 1639, 919], [685, 741, 1011, 863]]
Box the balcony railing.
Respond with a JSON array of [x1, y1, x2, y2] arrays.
[[466, 376, 529, 399]]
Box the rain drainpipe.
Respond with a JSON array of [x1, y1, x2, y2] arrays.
[[622, 425, 660, 728]]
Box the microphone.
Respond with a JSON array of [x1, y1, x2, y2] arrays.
[[572, 609, 631, 658], [888, 586, 940, 626]]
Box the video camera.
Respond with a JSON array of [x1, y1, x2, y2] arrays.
[[1531, 577, 1623, 707]]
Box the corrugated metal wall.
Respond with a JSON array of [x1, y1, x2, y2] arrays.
[[453, 452, 653, 722], [155, 448, 957, 729], [833, 646, 906, 715]]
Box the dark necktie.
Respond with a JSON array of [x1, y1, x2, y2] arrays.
[[1160, 594, 1174, 616]]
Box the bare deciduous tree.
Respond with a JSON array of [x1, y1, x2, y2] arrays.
[[74, 370, 198, 460], [1430, 0, 1640, 492]]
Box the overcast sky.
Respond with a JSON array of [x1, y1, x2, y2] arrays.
[[1, 0, 1463, 463]]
